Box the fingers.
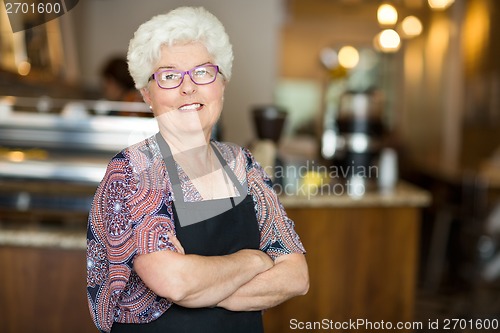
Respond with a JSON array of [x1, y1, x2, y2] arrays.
[[168, 231, 185, 254]]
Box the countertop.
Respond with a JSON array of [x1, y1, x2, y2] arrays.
[[280, 181, 431, 208], [0, 228, 87, 250], [0, 182, 430, 250]]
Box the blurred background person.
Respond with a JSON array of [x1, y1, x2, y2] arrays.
[[100, 56, 148, 116]]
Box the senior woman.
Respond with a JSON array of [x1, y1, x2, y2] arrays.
[[86, 6, 308, 333]]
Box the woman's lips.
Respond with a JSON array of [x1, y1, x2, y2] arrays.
[[179, 103, 203, 111]]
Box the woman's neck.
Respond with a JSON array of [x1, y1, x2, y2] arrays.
[[158, 121, 211, 151]]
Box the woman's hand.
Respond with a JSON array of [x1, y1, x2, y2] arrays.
[[167, 231, 185, 254]]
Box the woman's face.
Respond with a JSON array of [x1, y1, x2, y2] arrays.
[[141, 42, 225, 140]]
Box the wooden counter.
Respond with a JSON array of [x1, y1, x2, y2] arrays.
[[0, 245, 94, 333], [264, 183, 430, 333], [0, 183, 430, 333]]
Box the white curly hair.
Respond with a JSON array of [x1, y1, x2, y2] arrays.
[[127, 6, 234, 89]]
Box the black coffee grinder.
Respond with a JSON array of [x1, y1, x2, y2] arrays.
[[251, 105, 287, 184]]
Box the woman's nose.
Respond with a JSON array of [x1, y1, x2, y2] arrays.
[[180, 73, 197, 95]]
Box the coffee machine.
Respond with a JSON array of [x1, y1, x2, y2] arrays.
[[329, 90, 388, 193]]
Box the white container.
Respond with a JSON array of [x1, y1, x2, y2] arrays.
[[377, 148, 398, 193]]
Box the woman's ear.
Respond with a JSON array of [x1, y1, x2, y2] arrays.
[[140, 87, 152, 107]]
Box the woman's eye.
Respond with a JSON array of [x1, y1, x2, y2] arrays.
[[193, 69, 208, 77], [161, 73, 180, 80]]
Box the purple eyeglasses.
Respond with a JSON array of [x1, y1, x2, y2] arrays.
[[150, 64, 220, 89]]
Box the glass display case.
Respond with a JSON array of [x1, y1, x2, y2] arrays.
[[0, 96, 154, 225]]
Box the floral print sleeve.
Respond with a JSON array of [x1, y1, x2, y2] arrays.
[[86, 138, 176, 332], [242, 148, 306, 260]]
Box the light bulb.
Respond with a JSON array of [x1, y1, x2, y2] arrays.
[[401, 15, 423, 37], [377, 29, 401, 53], [428, 0, 455, 10], [338, 46, 359, 69], [377, 3, 398, 26]]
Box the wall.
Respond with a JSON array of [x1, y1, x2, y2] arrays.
[[401, 0, 500, 171], [67, 0, 284, 146], [460, 0, 500, 169], [280, 0, 382, 79], [281, 0, 494, 172], [399, 2, 466, 173]]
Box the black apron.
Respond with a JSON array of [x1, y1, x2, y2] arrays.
[[112, 133, 264, 333]]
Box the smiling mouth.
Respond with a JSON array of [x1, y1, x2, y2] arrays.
[[179, 103, 203, 111]]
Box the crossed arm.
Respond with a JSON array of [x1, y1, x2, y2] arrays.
[[133, 232, 309, 310]]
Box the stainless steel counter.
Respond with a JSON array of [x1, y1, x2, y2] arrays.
[[0, 100, 157, 221], [0, 111, 157, 153]]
